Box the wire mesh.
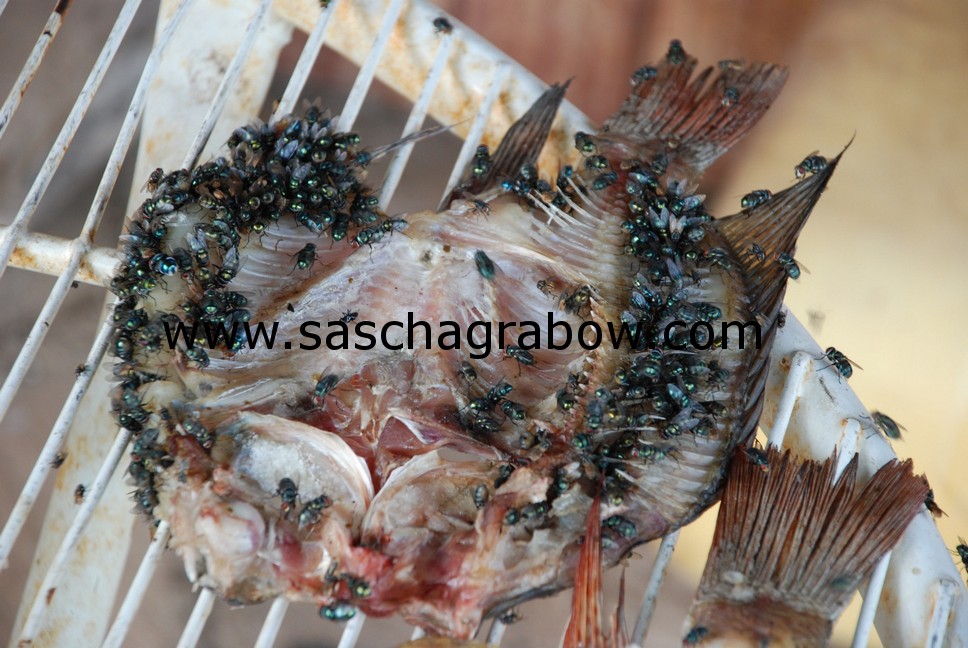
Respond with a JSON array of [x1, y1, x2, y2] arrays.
[[1, 0, 966, 646]]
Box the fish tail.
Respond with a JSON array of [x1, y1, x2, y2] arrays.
[[684, 446, 929, 646], [602, 40, 788, 179]]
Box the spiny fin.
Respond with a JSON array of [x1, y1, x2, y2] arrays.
[[448, 81, 569, 203], [601, 40, 788, 182], [715, 144, 847, 450], [560, 495, 626, 648], [563, 493, 608, 648], [367, 123, 453, 159], [611, 570, 628, 648], [685, 447, 929, 646], [718, 143, 847, 322]]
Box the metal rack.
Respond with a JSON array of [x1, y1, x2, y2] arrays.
[[1, 0, 965, 645]]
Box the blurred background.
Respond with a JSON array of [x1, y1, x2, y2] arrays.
[[1, 0, 966, 646]]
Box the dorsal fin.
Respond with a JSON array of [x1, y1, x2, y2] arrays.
[[601, 40, 788, 182], [713, 145, 846, 450], [446, 81, 569, 203], [717, 145, 847, 322]]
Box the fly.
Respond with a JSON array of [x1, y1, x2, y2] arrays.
[[294, 243, 317, 271], [474, 250, 495, 280], [312, 374, 341, 405], [795, 153, 828, 178], [505, 345, 535, 367], [298, 494, 332, 529], [277, 478, 298, 520], [458, 361, 477, 383], [432, 16, 453, 34], [775, 252, 804, 280], [740, 189, 772, 209], [745, 243, 766, 261], [822, 347, 861, 379], [744, 446, 770, 472], [871, 410, 905, 440]]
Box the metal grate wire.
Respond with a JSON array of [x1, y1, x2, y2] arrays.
[[1, 1, 966, 646]]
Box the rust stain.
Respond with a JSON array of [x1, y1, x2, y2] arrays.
[[144, 135, 162, 159], [878, 580, 898, 617], [495, 87, 514, 132], [73, 433, 91, 458], [10, 245, 36, 268], [77, 257, 95, 284], [545, 119, 579, 172], [45, 586, 56, 605], [54, 0, 72, 15]]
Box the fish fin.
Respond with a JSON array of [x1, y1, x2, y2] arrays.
[[717, 143, 847, 446], [611, 569, 628, 648], [563, 493, 605, 648], [718, 145, 846, 321], [685, 447, 929, 646], [446, 81, 569, 205], [367, 123, 454, 160], [601, 41, 788, 181]]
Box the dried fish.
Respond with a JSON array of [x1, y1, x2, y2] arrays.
[[109, 41, 845, 638]]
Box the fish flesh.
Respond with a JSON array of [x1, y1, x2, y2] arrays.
[[109, 40, 842, 637]]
